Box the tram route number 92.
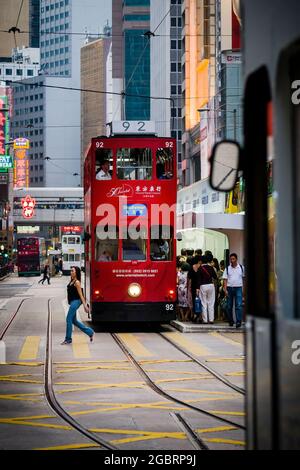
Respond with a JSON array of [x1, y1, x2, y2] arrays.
[[165, 304, 174, 311]]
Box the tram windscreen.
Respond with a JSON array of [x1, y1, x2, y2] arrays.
[[122, 225, 147, 261], [117, 148, 152, 180], [95, 148, 113, 180]]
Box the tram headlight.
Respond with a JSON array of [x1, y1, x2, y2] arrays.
[[128, 283, 142, 298]]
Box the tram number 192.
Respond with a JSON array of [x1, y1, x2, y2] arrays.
[[165, 304, 174, 311]]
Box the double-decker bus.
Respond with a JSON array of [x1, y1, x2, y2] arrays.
[[61, 226, 84, 274], [17, 237, 46, 277], [84, 125, 176, 322]]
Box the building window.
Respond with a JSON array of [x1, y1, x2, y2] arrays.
[[5, 69, 12, 75], [171, 18, 176, 27], [27, 69, 34, 76], [171, 63, 176, 72], [171, 85, 177, 95], [171, 40, 177, 50]]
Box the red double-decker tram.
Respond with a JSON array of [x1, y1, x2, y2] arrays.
[[84, 131, 177, 322], [17, 237, 46, 277]]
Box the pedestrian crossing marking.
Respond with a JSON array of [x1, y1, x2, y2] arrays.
[[162, 332, 213, 356], [209, 332, 244, 347], [18, 336, 40, 360], [72, 334, 91, 359], [117, 333, 154, 357]]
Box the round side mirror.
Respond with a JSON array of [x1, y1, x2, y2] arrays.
[[210, 141, 241, 191]]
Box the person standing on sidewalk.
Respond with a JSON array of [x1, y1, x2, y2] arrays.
[[197, 255, 217, 324], [61, 266, 94, 345], [222, 253, 245, 328]]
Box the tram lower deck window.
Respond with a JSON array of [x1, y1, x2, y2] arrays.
[[150, 225, 173, 261], [95, 225, 118, 262]]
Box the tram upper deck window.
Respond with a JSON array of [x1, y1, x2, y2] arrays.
[[95, 225, 118, 262], [150, 225, 173, 261], [117, 148, 152, 180], [122, 225, 147, 261], [156, 148, 173, 179], [95, 148, 113, 180]]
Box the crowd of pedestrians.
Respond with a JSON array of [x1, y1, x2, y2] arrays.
[[176, 249, 245, 328]]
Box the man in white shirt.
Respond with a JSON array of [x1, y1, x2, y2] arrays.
[[222, 253, 245, 328], [96, 160, 112, 180]]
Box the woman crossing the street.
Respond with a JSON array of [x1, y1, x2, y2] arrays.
[[61, 266, 94, 345]]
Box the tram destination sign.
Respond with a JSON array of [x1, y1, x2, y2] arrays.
[[112, 121, 156, 135]]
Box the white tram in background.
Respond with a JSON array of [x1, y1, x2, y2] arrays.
[[61, 226, 84, 275]]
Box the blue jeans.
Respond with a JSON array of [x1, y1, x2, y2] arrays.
[[226, 287, 243, 324], [65, 299, 94, 342]]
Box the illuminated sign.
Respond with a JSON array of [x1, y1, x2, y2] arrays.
[[13, 138, 30, 188], [21, 194, 36, 219], [17, 226, 40, 234], [62, 226, 83, 234], [0, 155, 13, 169], [0, 94, 10, 170]]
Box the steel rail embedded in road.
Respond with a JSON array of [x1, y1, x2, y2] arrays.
[[111, 332, 245, 431], [0, 298, 29, 340], [158, 331, 245, 395], [44, 299, 117, 451]]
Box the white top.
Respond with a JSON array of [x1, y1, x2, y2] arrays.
[[96, 169, 111, 180], [222, 264, 245, 287]]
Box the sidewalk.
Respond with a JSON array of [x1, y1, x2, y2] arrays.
[[171, 319, 246, 333]]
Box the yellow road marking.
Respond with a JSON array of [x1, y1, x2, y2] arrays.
[[196, 426, 237, 434], [206, 358, 244, 362], [140, 359, 192, 364], [72, 334, 91, 359], [34, 443, 100, 450], [56, 365, 133, 373], [0, 377, 42, 384], [117, 333, 154, 357], [144, 368, 210, 375], [18, 336, 41, 360], [162, 332, 213, 356], [155, 376, 211, 383], [53, 360, 129, 364], [225, 371, 245, 376], [0, 395, 42, 402], [0, 418, 70, 430], [209, 332, 243, 347], [55, 380, 146, 394], [210, 410, 245, 416], [204, 437, 245, 446], [0, 362, 43, 366]]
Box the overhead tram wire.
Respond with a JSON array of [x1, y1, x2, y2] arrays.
[[7, 0, 25, 48], [0, 29, 238, 39]]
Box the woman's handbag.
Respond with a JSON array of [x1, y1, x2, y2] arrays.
[[219, 296, 228, 313]]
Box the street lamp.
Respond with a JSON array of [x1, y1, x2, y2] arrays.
[[197, 107, 237, 140]]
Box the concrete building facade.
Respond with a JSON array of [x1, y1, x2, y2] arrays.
[[80, 36, 112, 176]]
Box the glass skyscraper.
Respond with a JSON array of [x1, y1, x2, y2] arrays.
[[123, 0, 150, 120]]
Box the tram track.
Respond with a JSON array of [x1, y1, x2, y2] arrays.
[[158, 332, 245, 395], [0, 298, 29, 340], [111, 332, 246, 434], [0, 297, 116, 450], [45, 299, 117, 450]]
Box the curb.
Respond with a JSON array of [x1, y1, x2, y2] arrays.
[[170, 319, 246, 333]]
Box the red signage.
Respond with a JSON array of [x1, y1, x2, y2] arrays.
[[21, 195, 36, 219], [62, 226, 83, 234]]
